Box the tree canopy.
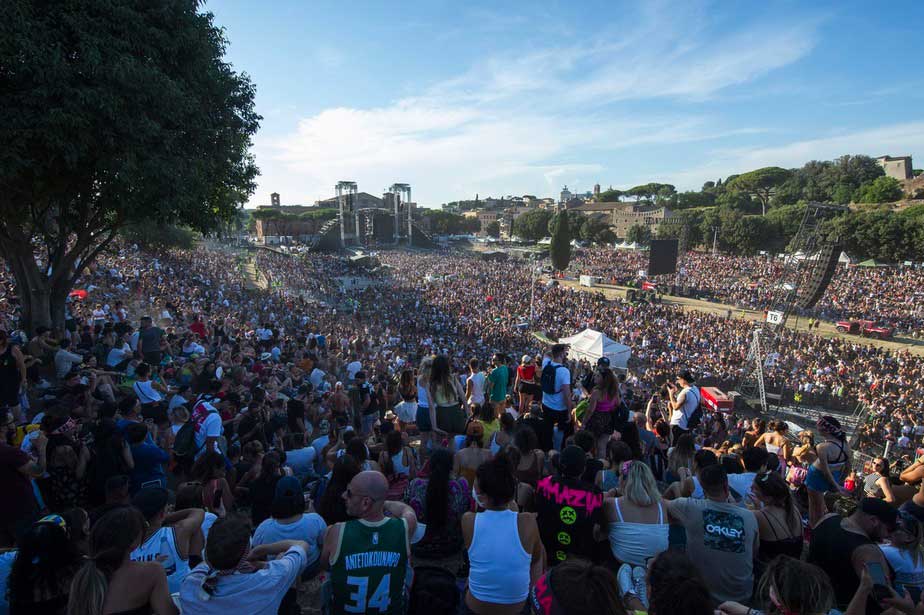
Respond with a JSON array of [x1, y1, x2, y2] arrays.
[[419, 210, 480, 235], [549, 211, 572, 270], [625, 223, 652, 246], [726, 167, 791, 215], [0, 0, 260, 332], [854, 176, 903, 204], [512, 209, 553, 241]]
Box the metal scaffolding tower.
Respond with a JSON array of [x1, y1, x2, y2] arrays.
[[335, 181, 358, 247]]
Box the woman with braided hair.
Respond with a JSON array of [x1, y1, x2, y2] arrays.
[[805, 415, 852, 527]]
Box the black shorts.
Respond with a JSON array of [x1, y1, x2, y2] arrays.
[[141, 402, 168, 425], [517, 381, 540, 396], [143, 351, 162, 367]]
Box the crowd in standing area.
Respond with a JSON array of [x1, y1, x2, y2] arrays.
[[569, 248, 924, 335], [0, 241, 923, 615]]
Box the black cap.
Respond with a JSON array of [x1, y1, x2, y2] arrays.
[[860, 497, 897, 530], [355, 371, 366, 379], [596, 357, 611, 368], [132, 487, 169, 520], [559, 445, 587, 477]]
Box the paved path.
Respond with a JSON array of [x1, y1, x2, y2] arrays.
[[555, 278, 924, 356], [241, 256, 268, 291]]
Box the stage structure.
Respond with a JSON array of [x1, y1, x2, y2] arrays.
[[737, 203, 846, 414], [311, 181, 435, 251]]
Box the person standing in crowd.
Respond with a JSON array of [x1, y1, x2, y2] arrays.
[[465, 358, 486, 411], [180, 515, 309, 615], [463, 454, 544, 615], [666, 370, 699, 446], [416, 356, 434, 455], [68, 506, 178, 615], [667, 464, 758, 604], [539, 344, 573, 452], [454, 421, 491, 488], [513, 354, 538, 416], [136, 316, 165, 367], [428, 354, 466, 441], [805, 415, 852, 527], [581, 360, 622, 459], [808, 497, 897, 612], [488, 353, 509, 416], [321, 471, 417, 615]]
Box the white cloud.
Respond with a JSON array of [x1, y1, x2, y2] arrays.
[[250, 4, 822, 206]]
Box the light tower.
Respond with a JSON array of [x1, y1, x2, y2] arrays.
[[388, 183, 412, 245], [335, 181, 357, 247]]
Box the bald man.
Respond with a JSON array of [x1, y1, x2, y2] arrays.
[[321, 471, 417, 615]]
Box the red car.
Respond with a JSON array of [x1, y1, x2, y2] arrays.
[[835, 319, 894, 339]]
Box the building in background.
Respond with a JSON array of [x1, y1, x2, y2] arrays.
[[877, 155, 913, 180], [610, 203, 679, 239]]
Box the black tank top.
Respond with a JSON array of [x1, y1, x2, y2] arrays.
[[0, 344, 18, 387], [808, 515, 877, 610]]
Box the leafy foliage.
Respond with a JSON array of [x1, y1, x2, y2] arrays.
[[419, 210, 480, 235], [512, 209, 554, 241], [625, 223, 652, 246], [0, 0, 260, 331], [854, 176, 903, 204], [726, 167, 791, 215], [485, 221, 500, 238]]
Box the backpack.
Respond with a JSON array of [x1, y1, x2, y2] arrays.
[[540, 363, 567, 395], [684, 387, 704, 431], [172, 421, 199, 460], [407, 566, 460, 615]]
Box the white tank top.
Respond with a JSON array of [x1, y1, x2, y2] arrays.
[[391, 449, 410, 475], [130, 526, 189, 593], [468, 510, 531, 604], [467, 373, 486, 404], [417, 379, 429, 408], [607, 499, 669, 567]]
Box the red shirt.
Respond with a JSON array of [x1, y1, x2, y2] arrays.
[[190, 321, 208, 339], [518, 364, 537, 381]]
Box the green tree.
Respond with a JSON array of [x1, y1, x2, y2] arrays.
[[764, 203, 806, 252], [579, 217, 615, 244], [121, 224, 197, 250], [726, 167, 791, 215], [420, 210, 479, 235], [549, 211, 572, 271], [512, 209, 554, 241], [0, 0, 260, 333], [625, 223, 652, 246], [485, 221, 501, 238], [596, 189, 623, 202], [854, 176, 904, 204]]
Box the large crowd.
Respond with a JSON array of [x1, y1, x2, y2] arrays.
[[0, 241, 923, 615], [569, 248, 924, 336]]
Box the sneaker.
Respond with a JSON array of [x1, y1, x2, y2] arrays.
[[631, 565, 649, 608], [617, 563, 635, 598]]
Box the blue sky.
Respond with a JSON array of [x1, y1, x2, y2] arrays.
[[209, 0, 924, 208]]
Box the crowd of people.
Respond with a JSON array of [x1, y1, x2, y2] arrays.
[[0, 240, 922, 615], [569, 248, 924, 336]]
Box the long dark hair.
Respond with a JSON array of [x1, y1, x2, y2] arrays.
[[648, 550, 713, 615], [9, 520, 81, 609], [318, 455, 360, 524], [430, 354, 454, 398], [424, 448, 453, 529], [753, 471, 797, 525], [382, 431, 404, 477], [68, 507, 145, 615]]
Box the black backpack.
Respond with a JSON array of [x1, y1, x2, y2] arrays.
[[685, 387, 704, 430], [407, 565, 460, 615], [172, 421, 199, 460], [541, 363, 567, 395]]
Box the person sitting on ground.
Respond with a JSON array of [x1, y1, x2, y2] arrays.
[[623, 549, 714, 614], [528, 558, 627, 615], [68, 506, 178, 615], [404, 447, 473, 559], [129, 486, 205, 594], [605, 460, 669, 569], [7, 514, 84, 614], [321, 471, 418, 615], [534, 445, 605, 566], [454, 420, 492, 488], [666, 464, 758, 604], [180, 515, 309, 615], [716, 555, 835, 615], [463, 454, 544, 615]]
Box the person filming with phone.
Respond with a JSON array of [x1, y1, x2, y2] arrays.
[[666, 370, 699, 446]]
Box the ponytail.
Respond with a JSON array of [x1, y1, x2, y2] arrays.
[[68, 559, 108, 615]]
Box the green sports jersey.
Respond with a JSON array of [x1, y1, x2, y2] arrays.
[[330, 517, 409, 615]]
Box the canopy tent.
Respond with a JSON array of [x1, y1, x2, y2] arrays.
[[857, 258, 889, 268], [614, 241, 642, 250], [558, 328, 631, 370]]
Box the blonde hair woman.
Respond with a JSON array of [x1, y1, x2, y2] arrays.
[[415, 356, 435, 455], [604, 460, 668, 567]]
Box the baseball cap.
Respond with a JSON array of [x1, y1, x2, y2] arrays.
[[132, 487, 169, 520], [596, 357, 611, 368], [274, 475, 302, 500], [521, 354, 533, 365], [559, 445, 586, 477], [860, 497, 898, 530]]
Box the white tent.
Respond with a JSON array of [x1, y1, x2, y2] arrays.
[[558, 328, 631, 370], [614, 241, 642, 250]]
